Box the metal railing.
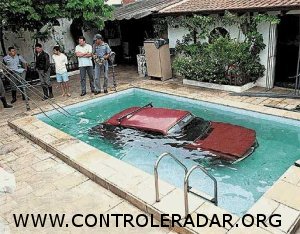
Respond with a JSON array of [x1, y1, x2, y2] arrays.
[[154, 152, 218, 218], [0, 61, 72, 119], [184, 165, 218, 217], [154, 152, 188, 202]]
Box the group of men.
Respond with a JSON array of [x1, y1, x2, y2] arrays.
[[76, 34, 111, 96], [0, 43, 58, 108], [0, 33, 112, 109]]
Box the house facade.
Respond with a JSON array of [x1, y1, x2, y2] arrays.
[[2, 0, 299, 90], [159, 0, 300, 89]]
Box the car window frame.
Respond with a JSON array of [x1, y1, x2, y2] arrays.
[[167, 113, 195, 135]]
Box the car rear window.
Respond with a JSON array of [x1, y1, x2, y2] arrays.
[[168, 114, 194, 134]]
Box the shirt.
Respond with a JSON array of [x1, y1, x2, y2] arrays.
[[35, 51, 50, 71], [93, 43, 111, 67], [52, 53, 68, 74], [75, 44, 93, 67], [93, 43, 111, 59], [3, 55, 27, 73]]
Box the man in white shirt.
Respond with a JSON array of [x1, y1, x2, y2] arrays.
[[75, 36, 95, 96], [52, 46, 71, 97]]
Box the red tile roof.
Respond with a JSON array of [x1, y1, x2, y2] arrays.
[[113, 0, 182, 20], [160, 0, 300, 14]]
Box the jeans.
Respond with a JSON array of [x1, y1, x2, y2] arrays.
[[9, 71, 26, 91], [94, 62, 109, 92], [0, 78, 5, 96], [37, 69, 51, 88], [79, 66, 95, 93]]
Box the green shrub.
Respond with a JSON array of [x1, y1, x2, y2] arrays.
[[173, 36, 265, 86]]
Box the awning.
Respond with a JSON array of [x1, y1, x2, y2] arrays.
[[112, 0, 183, 20]]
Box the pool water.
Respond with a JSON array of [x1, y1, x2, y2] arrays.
[[38, 88, 300, 216]]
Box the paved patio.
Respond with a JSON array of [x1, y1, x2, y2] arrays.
[[0, 65, 300, 233]]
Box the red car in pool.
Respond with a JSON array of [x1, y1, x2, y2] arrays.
[[91, 103, 257, 162]]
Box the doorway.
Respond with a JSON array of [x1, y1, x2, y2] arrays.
[[274, 14, 300, 88]]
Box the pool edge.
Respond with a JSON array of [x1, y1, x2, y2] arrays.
[[8, 115, 300, 234]]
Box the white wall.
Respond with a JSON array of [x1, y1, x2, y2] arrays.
[[106, 0, 122, 5], [168, 26, 189, 48], [256, 22, 276, 87], [167, 16, 275, 88], [2, 18, 97, 64]]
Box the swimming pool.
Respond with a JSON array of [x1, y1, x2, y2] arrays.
[[37, 88, 300, 216]]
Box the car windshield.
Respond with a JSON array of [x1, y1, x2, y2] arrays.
[[168, 114, 194, 134]]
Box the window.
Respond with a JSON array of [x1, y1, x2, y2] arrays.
[[209, 27, 230, 43], [168, 114, 194, 134]]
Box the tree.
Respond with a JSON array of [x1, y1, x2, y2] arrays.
[[0, 0, 113, 55]]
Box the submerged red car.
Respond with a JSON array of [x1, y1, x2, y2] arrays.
[[91, 103, 257, 162]]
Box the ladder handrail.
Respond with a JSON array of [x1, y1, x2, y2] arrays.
[[184, 165, 218, 217], [154, 152, 188, 202], [0, 62, 72, 116]]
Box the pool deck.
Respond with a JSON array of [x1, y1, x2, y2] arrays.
[[1, 65, 300, 233]]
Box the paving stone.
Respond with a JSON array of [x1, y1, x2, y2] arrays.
[[195, 202, 239, 230], [273, 204, 300, 233], [53, 172, 89, 190], [280, 166, 300, 185], [247, 196, 280, 220], [153, 188, 205, 217], [31, 158, 58, 172], [265, 180, 300, 211]]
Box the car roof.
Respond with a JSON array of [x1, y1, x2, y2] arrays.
[[105, 107, 190, 135]]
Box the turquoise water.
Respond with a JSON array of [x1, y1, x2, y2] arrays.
[[38, 88, 300, 216]]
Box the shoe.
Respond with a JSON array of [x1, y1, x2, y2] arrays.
[[1, 97, 13, 108], [42, 87, 49, 100], [104, 89, 108, 94], [48, 86, 54, 98], [11, 90, 17, 104], [94, 91, 101, 95], [20, 88, 26, 100], [80, 92, 86, 96]]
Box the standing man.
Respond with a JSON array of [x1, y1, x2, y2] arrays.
[[75, 36, 95, 96], [3, 47, 28, 103], [93, 34, 111, 94], [35, 43, 53, 100]]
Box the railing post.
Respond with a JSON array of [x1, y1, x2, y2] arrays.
[[184, 176, 189, 218], [154, 152, 188, 203], [154, 165, 160, 202], [154, 154, 218, 219], [184, 165, 218, 218]]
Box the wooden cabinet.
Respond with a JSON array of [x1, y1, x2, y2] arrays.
[[144, 40, 172, 81]]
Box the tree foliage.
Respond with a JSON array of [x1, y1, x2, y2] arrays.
[[0, 0, 113, 54], [1, 0, 112, 31]]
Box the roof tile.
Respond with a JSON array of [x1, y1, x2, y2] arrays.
[[160, 0, 300, 13]]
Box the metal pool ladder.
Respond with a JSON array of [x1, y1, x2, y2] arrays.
[[154, 152, 218, 218]]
